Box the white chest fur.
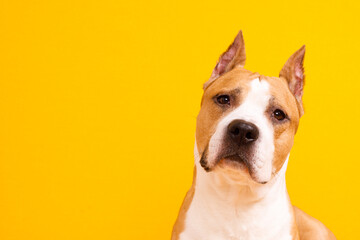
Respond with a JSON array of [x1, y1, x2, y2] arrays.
[[179, 148, 293, 240]]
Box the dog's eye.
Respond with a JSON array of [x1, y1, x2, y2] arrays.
[[273, 109, 286, 121], [216, 95, 230, 105]]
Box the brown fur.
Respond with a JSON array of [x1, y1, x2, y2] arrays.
[[293, 206, 336, 240], [171, 167, 196, 240], [264, 75, 300, 173]]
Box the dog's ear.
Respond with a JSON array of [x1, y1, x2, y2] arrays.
[[203, 31, 246, 90], [279, 45, 306, 117]]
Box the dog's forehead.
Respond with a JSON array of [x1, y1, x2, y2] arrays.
[[204, 68, 260, 96], [203, 68, 299, 114]]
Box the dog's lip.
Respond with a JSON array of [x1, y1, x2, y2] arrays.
[[221, 153, 246, 163], [218, 153, 269, 184], [217, 152, 252, 172], [225, 154, 243, 161]]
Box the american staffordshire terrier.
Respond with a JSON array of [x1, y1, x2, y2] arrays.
[[172, 31, 336, 240]]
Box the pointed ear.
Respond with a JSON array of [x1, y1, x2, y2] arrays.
[[203, 31, 246, 90], [279, 45, 306, 116]]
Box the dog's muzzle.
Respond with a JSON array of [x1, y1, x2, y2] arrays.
[[200, 119, 260, 172]]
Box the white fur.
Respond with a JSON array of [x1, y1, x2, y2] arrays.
[[179, 79, 293, 240], [179, 144, 292, 240], [207, 78, 274, 183]]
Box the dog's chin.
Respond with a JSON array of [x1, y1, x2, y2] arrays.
[[216, 155, 269, 184], [216, 154, 249, 176], [220, 154, 247, 168]]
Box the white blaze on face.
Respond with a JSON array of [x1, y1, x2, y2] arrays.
[[207, 78, 275, 183]]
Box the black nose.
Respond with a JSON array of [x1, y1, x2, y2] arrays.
[[227, 120, 259, 145]]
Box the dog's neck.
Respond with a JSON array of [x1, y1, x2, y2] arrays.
[[187, 143, 294, 239]]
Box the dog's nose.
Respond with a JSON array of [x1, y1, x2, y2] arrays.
[[227, 120, 259, 145]]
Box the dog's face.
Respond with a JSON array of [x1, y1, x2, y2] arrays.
[[196, 31, 305, 184]]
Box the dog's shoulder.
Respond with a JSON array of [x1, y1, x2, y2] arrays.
[[171, 168, 196, 240], [293, 206, 336, 240]]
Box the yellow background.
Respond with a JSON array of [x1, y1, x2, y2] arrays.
[[0, 0, 359, 239]]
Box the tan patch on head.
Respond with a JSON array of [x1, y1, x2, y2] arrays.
[[196, 67, 260, 154], [262, 75, 301, 173]]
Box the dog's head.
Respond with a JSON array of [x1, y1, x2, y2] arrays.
[[196, 31, 305, 184]]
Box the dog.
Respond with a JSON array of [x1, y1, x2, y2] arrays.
[[171, 31, 336, 240]]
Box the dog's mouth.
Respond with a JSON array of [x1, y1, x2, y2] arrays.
[[222, 154, 246, 163], [219, 153, 251, 170], [200, 148, 270, 184], [200, 146, 250, 172], [199, 143, 271, 184]]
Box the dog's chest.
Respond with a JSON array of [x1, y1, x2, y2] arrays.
[[179, 188, 293, 240]]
